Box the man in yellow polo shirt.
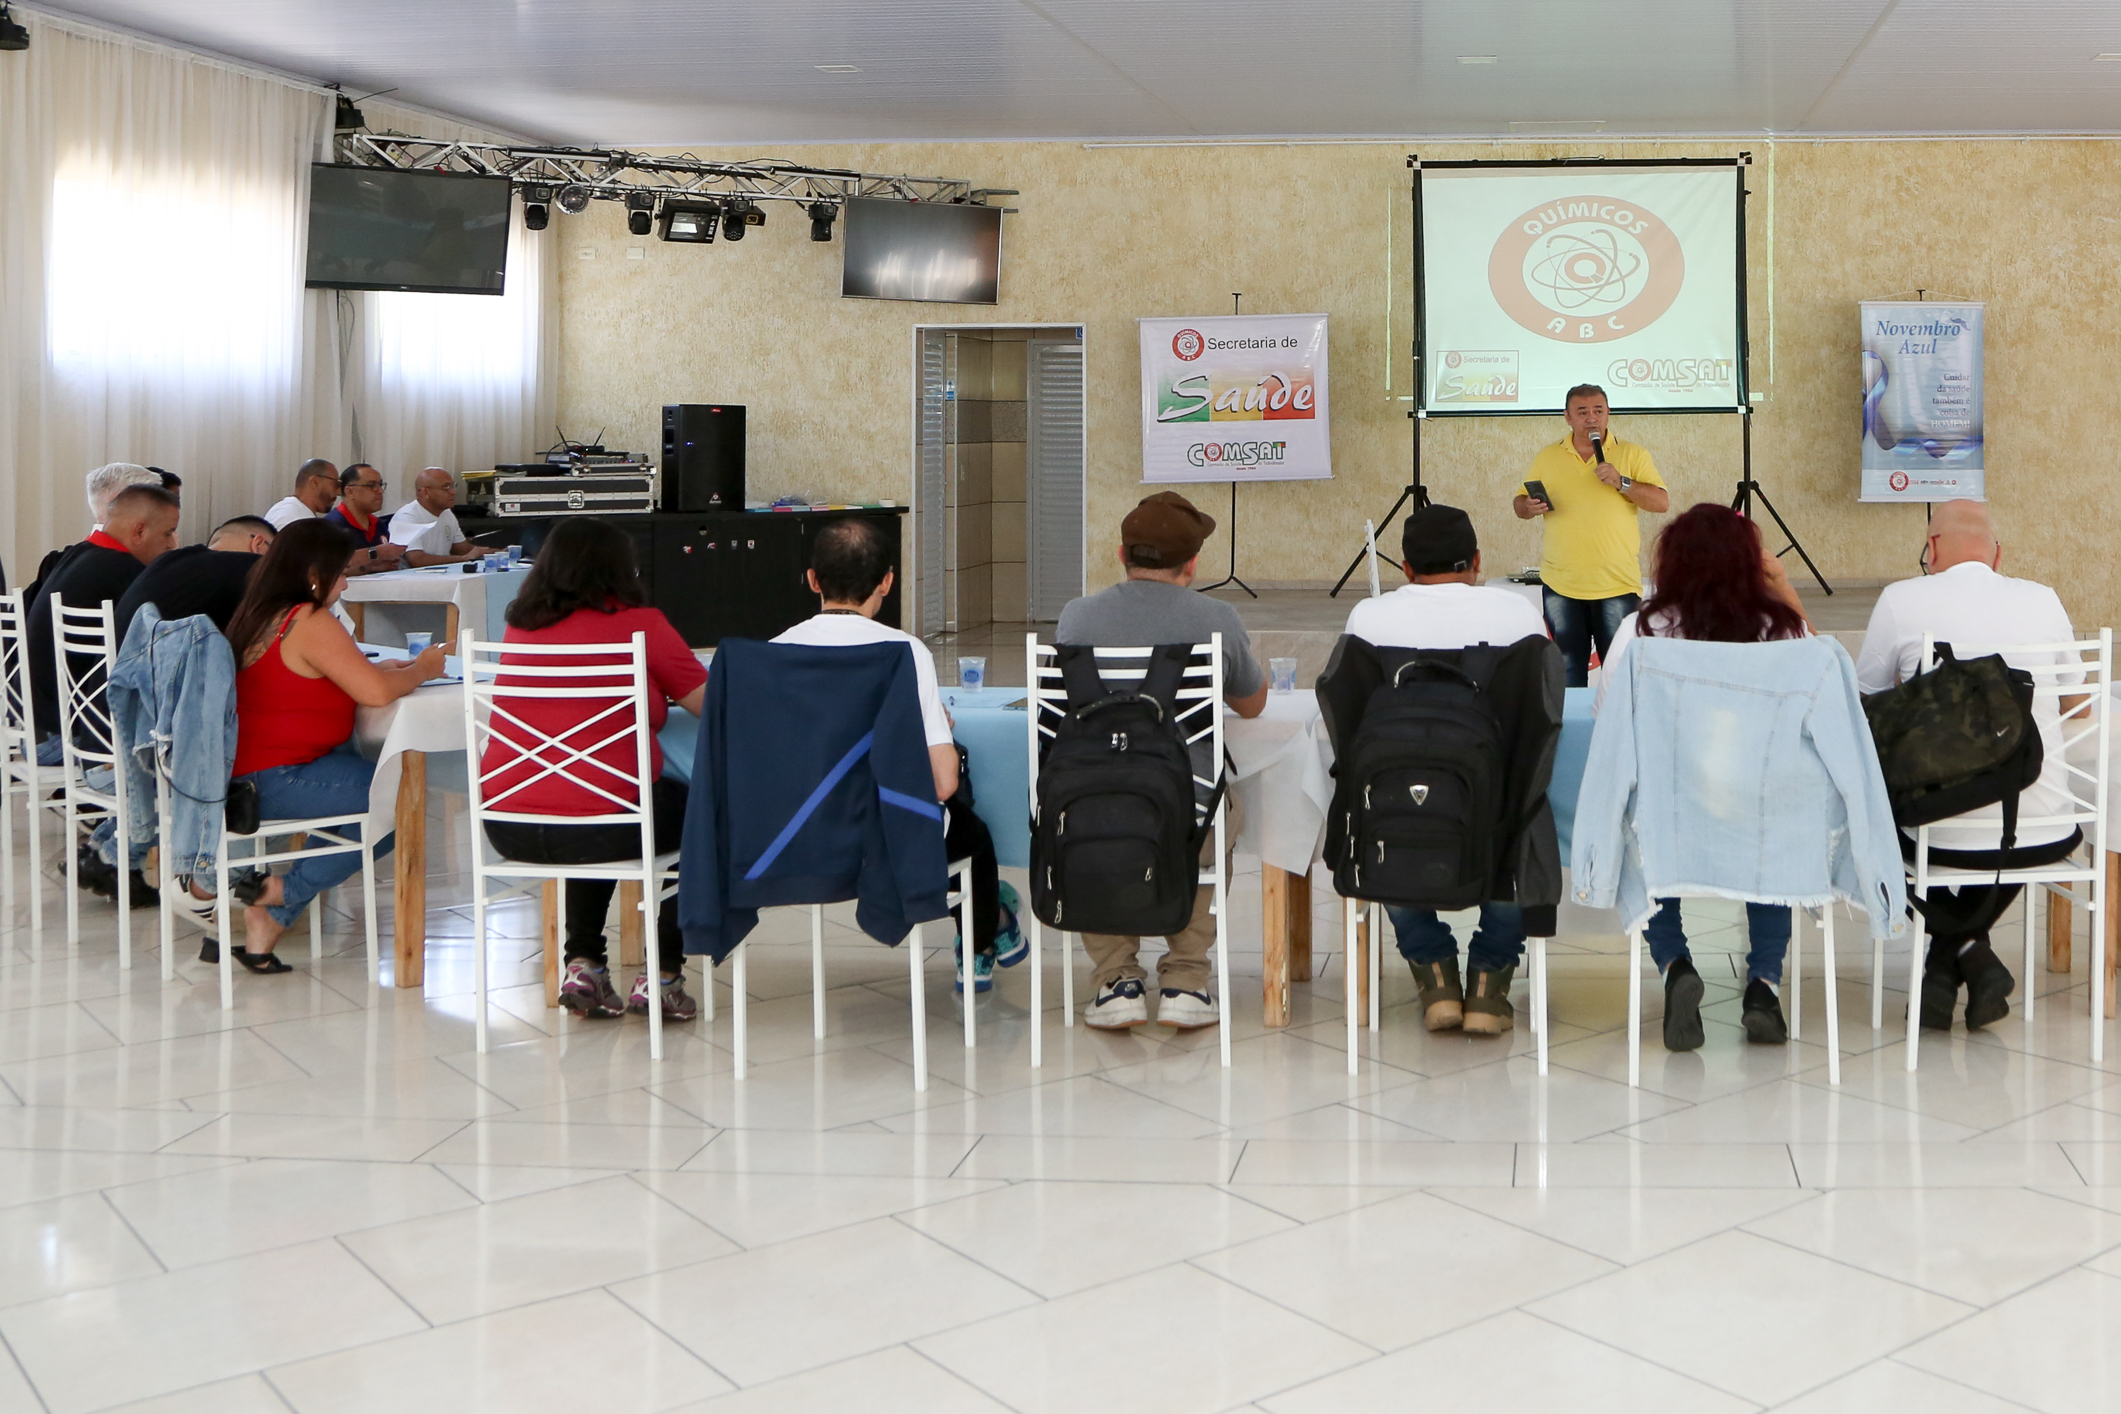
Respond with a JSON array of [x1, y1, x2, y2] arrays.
[[1513, 383, 1670, 686]]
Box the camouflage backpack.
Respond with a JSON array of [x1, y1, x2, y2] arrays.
[[1860, 643, 2042, 850]]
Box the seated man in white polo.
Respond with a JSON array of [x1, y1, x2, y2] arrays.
[[1343, 504, 1547, 1034], [387, 467, 481, 566], [1855, 499, 2082, 1033]]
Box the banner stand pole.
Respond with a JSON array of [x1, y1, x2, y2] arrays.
[[1195, 480, 1257, 598], [1731, 405, 1833, 595]]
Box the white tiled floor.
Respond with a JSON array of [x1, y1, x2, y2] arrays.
[[1, 792, 2120, 1413]]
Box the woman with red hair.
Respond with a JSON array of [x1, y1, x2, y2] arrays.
[[1596, 502, 1812, 1053]]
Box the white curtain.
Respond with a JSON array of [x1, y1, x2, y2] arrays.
[[0, 18, 555, 583]]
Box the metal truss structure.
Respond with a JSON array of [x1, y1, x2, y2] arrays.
[[332, 131, 997, 210]]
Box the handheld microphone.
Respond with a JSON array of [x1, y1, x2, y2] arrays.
[[1589, 433, 1606, 465]]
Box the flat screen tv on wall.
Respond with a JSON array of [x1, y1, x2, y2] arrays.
[[841, 197, 1001, 305], [305, 164, 511, 295]]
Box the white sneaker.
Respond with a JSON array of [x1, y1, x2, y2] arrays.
[[1157, 988, 1220, 1030], [1085, 977, 1148, 1028]]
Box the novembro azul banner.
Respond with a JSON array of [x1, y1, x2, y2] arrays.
[[1859, 301, 1984, 502], [1138, 313, 1333, 483]]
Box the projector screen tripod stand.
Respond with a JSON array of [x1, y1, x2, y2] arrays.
[[1329, 409, 1427, 598], [1732, 408, 1832, 595]]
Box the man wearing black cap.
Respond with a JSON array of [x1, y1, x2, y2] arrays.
[[1054, 490, 1266, 1030], [1343, 504, 1547, 1036]]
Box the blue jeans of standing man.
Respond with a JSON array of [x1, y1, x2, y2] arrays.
[[1385, 901, 1526, 974], [1543, 589, 1640, 688], [1645, 899, 1791, 983], [236, 742, 393, 929]]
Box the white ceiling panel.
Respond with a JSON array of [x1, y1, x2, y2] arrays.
[[22, 1, 2121, 144]]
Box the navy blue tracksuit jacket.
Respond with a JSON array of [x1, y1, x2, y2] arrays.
[[679, 638, 950, 962]]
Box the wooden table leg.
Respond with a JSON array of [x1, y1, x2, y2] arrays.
[[2049, 885, 2074, 974], [1262, 866, 1291, 1028], [347, 603, 365, 641], [542, 879, 560, 1007], [392, 750, 427, 989], [445, 604, 460, 649], [1288, 868, 1313, 982], [2107, 851, 2119, 1019], [618, 880, 645, 968]]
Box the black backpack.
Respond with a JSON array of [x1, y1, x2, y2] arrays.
[[1030, 646, 1216, 936], [1329, 657, 1508, 910], [1861, 642, 2043, 850]]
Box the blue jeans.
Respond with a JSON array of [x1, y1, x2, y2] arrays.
[[1385, 901, 1526, 974], [236, 743, 393, 928], [1543, 589, 1640, 688], [1646, 898, 1791, 983]]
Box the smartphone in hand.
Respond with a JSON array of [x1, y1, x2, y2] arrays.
[[1523, 479, 1552, 511]]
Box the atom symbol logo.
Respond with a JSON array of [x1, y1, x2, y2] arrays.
[[1527, 227, 1645, 313], [1172, 329, 1204, 361], [1488, 196, 1685, 344]]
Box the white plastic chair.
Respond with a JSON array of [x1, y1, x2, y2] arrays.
[[1025, 633, 1232, 1069], [0, 592, 66, 940], [53, 599, 135, 969], [1898, 630, 2113, 1069], [1625, 902, 1842, 1086], [796, 853, 977, 1054], [1343, 899, 1553, 1077], [463, 631, 683, 1060]]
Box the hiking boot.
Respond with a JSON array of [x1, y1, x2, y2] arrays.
[[1963, 958, 2015, 1030], [1742, 978, 1788, 1044], [628, 973, 699, 1023], [992, 881, 1028, 968], [1086, 977, 1148, 1029], [1409, 957, 1465, 1031], [954, 943, 996, 993], [76, 844, 118, 898], [1919, 950, 1962, 1031], [1462, 966, 1516, 1035], [558, 960, 625, 1019], [1662, 956, 1706, 1052], [1157, 988, 1219, 1030]]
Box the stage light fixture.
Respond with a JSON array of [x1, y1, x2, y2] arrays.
[[522, 184, 553, 230], [556, 184, 593, 216], [807, 202, 837, 241], [626, 192, 656, 237], [0, 3, 29, 51], [723, 201, 764, 241], [657, 200, 721, 243]]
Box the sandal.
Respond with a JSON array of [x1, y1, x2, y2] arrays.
[[235, 948, 293, 975]]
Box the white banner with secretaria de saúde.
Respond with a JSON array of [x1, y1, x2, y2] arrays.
[[1138, 313, 1332, 483]]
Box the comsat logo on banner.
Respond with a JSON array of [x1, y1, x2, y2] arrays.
[[1488, 196, 1685, 344]]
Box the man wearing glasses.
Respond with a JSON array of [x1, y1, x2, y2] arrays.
[[325, 463, 408, 574], [387, 467, 481, 566]]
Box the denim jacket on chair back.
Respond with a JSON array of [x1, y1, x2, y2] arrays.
[[1570, 634, 1908, 940], [111, 606, 238, 883]]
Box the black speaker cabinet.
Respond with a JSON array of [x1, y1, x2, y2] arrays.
[[661, 403, 746, 511]]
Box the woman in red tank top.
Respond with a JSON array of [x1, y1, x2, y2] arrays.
[[222, 521, 445, 971]]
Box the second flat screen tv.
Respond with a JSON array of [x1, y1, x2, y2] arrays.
[[305, 164, 512, 295], [841, 198, 1001, 305]]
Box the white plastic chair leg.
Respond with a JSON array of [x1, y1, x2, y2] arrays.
[[215, 836, 234, 1011], [1, 770, 13, 933], [1061, 928, 1075, 1024], [1788, 907, 1802, 1042], [473, 877, 490, 1054], [63, 792, 79, 950], [1344, 897, 1359, 1076], [1030, 912, 1044, 1069], [1533, 936, 1549, 1075], [1822, 905, 1841, 1087], [732, 942, 748, 1078], [1368, 901, 1381, 1032], [1871, 931, 1885, 1031], [1215, 876, 1232, 1070], [309, 894, 323, 965], [909, 921, 928, 1091], [361, 846, 380, 987], [2094, 871, 2109, 1066], [643, 882, 663, 1063], [2023, 886, 2038, 1026], [27, 777, 44, 941], [1905, 901, 1924, 1072], [1627, 925, 1644, 1088], [810, 904, 826, 1039], [156, 781, 174, 983], [961, 871, 976, 1051]]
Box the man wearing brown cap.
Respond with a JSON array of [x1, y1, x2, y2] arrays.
[[1054, 490, 1267, 1030]]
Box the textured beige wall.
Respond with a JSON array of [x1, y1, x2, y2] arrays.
[[558, 139, 2121, 627]]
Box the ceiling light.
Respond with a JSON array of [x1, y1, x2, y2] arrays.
[[1457, 55, 1498, 65], [0, 3, 28, 52], [556, 184, 593, 216], [626, 191, 656, 237], [815, 64, 861, 73], [807, 201, 837, 242], [522, 185, 553, 231], [724, 201, 763, 241], [657, 200, 720, 243]]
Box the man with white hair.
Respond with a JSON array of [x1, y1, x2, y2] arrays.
[[1856, 499, 2083, 1033], [86, 462, 166, 528]]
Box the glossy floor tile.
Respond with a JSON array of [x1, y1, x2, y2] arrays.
[[2, 803, 2120, 1412]]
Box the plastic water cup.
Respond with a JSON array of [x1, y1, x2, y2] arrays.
[[404, 632, 433, 656], [506, 544, 523, 564], [484, 552, 507, 572], [1270, 657, 1299, 693], [958, 656, 986, 690]]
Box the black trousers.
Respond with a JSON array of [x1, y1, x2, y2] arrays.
[[484, 778, 688, 974], [945, 796, 1001, 955]]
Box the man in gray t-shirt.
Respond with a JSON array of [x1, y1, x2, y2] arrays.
[[1053, 490, 1266, 1033]]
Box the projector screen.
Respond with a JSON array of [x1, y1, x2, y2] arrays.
[[1419, 162, 1745, 414]]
